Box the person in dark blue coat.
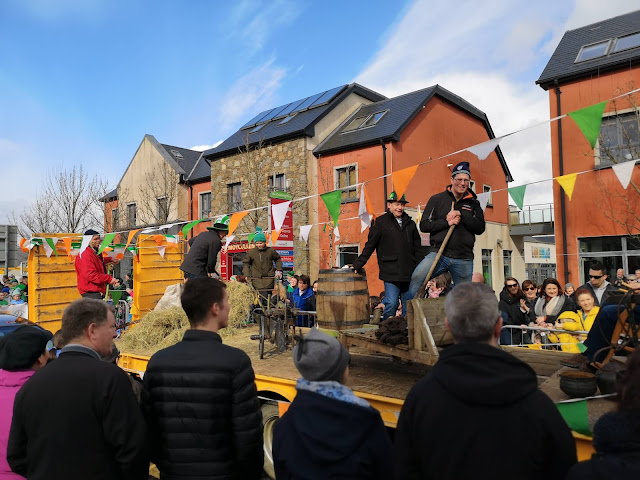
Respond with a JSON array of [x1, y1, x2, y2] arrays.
[[273, 328, 393, 480], [291, 274, 314, 327]]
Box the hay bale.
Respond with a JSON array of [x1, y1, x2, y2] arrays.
[[118, 280, 256, 355]]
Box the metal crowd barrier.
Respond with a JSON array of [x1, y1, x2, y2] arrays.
[[500, 324, 589, 349]]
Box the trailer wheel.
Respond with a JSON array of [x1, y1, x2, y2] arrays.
[[261, 403, 280, 480]]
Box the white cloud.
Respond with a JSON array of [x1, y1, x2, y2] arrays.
[[190, 141, 223, 152], [355, 0, 639, 207], [228, 0, 302, 49], [217, 58, 287, 134]]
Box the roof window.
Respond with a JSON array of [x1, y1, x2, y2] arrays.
[[342, 110, 389, 133], [278, 113, 297, 126], [613, 32, 640, 53], [170, 149, 183, 159], [575, 40, 611, 62], [250, 123, 265, 134]]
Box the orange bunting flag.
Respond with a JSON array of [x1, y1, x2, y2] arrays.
[[124, 229, 141, 251], [228, 211, 249, 237], [19, 238, 28, 253], [62, 237, 73, 257], [391, 165, 419, 200], [555, 173, 578, 201], [153, 235, 165, 246], [271, 229, 282, 246]]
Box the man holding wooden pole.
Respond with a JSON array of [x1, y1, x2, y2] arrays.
[[408, 161, 485, 299]]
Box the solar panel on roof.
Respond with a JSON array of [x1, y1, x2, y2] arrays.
[[308, 86, 344, 108], [257, 103, 291, 123], [295, 92, 325, 111], [240, 108, 275, 129], [276, 98, 307, 118]]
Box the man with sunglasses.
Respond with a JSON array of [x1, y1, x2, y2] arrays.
[[576, 262, 617, 307], [408, 161, 485, 299]]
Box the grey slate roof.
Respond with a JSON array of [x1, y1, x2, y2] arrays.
[[99, 188, 118, 202], [204, 83, 386, 160], [314, 85, 513, 182], [160, 144, 209, 182], [537, 10, 640, 89]]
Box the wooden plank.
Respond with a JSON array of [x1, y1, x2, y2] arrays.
[[410, 300, 439, 356], [341, 332, 439, 366], [502, 347, 574, 377]]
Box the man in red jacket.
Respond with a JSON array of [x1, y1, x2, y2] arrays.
[[75, 229, 119, 299]]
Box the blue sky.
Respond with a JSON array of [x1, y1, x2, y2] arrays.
[[0, 0, 638, 224]]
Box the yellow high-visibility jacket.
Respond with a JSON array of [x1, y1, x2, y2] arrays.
[[548, 307, 599, 353]]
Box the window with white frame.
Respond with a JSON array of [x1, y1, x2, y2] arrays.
[[199, 192, 211, 219], [335, 164, 358, 203], [483, 184, 493, 207], [268, 173, 286, 192], [336, 245, 360, 267], [597, 110, 640, 167]]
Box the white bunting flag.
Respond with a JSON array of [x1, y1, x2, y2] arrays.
[[165, 235, 179, 244], [140, 227, 157, 234], [79, 235, 93, 257], [612, 161, 636, 189], [271, 201, 291, 233], [224, 234, 236, 251], [467, 138, 501, 161], [299, 225, 312, 244], [43, 238, 58, 258], [358, 186, 373, 232], [476, 192, 491, 212], [333, 226, 340, 243], [157, 245, 166, 259]]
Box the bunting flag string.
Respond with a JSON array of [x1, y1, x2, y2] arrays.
[[391, 165, 418, 200], [271, 229, 282, 246], [567, 101, 608, 149], [124, 229, 141, 252], [157, 245, 166, 259], [62, 237, 73, 257], [475, 192, 491, 212], [79, 235, 93, 257], [556, 173, 578, 201], [612, 161, 637, 189], [98, 233, 116, 254], [228, 211, 249, 237], [507, 185, 527, 210], [467, 137, 502, 161], [224, 234, 236, 250], [247, 232, 255, 244], [320, 190, 342, 227], [43, 238, 58, 258], [182, 219, 207, 238], [299, 225, 312, 244], [271, 201, 291, 233]]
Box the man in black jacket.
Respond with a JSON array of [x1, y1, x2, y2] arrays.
[[394, 282, 577, 480], [142, 277, 263, 480], [180, 215, 229, 280], [8, 299, 149, 480], [575, 261, 618, 307], [352, 191, 421, 319], [408, 161, 485, 298]]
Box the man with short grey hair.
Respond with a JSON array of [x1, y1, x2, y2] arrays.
[[8, 298, 148, 479], [394, 282, 576, 480]]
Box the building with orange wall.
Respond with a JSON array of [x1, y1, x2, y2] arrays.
[[537, 10, 640, 285], [313, 85, 519, 295]]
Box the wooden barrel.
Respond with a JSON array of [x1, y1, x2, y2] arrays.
[[316, 269, 369, 330]]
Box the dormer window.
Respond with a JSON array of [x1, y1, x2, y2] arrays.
[[575, 40, 611, 62], [341, 110, 389, 133], [613, 32, 640, 53]]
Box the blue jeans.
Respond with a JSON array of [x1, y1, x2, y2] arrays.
[[383, 281, 410, 319], [408, 252, 473, 299]]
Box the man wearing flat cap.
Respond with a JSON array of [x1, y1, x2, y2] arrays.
[[352, 191, 421, 319], [180, 215, 229, 280], [75, 229, 120, 299], [273, 328, 393, 479], [408, 161, 485, 298]]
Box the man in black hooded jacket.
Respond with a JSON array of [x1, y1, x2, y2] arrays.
[[395, 282, 576, 480]]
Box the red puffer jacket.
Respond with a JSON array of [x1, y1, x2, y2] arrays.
[[74, 248, 112, 295]]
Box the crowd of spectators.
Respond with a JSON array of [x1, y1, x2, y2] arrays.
[[0, 275, 28, 307]]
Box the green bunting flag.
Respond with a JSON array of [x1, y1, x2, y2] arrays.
[[556, 400, 590, 436], [98, 233, 116, 254], [508, 185, 527, 210], [45, 238, 58, 257], [323, 223, 327, 232], [182, 219, 207, 238], [320, 190, 342, 226], [247, 233, 255, 244], [567, 101, 607, 149], [110, 290, 123, 303]]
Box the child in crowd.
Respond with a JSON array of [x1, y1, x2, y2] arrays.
[[9, 290, 25, 305]]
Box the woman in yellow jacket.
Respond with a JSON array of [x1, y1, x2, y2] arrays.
[[550, 289, 599, 353]]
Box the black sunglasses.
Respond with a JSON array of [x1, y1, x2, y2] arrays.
[[589, 274, 604, 279], [506, 283, 518, 288], [523, 286, 536, 291]]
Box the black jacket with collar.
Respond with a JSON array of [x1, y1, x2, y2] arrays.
[[142, 329, 263, 480], [7, 347, 149, 480], [575, 281, 618, 307], [420, 186, 485, 259], [352, 210, 421, 283], [180, 230, 223, 277]]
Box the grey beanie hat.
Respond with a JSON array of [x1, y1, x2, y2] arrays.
[[293, 328, 350, 382]]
